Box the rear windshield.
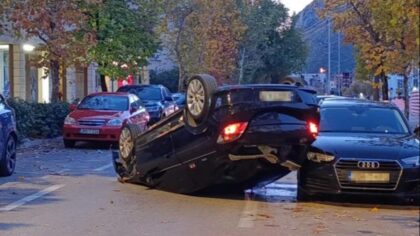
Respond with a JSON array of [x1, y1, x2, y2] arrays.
[[119, 87, 162, 101], [78, 95, 128, 111], [320, 106, 409, 134]]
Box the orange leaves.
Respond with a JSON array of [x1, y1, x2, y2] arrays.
[[168, 0, 245, 84], [3, 0, 97, 67], [323, 0, 419, 77]]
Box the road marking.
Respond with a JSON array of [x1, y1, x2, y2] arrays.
[[266, 183, 297, 189], [238, 194, 259, 228], [0, 184, 65, 212], [94, 163, 113, 172]]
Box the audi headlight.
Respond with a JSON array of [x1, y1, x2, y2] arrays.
[[307, 152, 335, 163], [64, 116, 77, 125], [401, 156, 419, 166], [107, 119, 123, 127]]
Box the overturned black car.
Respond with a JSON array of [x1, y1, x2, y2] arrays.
[[112, 74, 319, 194]]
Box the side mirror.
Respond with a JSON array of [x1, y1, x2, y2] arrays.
[[69, 104, 77, 111], [414, 126, 420, 137]]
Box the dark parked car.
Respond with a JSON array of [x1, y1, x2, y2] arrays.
[[172, 92, 186, 109], [117, 85, 178, 124], [113, 74, 320, 194], [0, 95, 17, 176], [298, 99, 419, 203], [63, 92, 149, 148]]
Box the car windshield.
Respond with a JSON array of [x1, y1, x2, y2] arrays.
[[78, 95, 128, 111], [132, 87, 162, 101], [320, 106, 409, 134]]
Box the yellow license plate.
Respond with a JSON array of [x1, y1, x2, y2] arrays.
[[350, 171, 390, 183]]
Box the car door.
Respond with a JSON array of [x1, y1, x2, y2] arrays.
[[134, 113, 182, 177]]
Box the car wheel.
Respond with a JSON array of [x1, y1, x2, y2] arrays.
[[63, 139, 76, 148], [119, 124, 142, 162], [0, 135, 17, 177], [184, 74, 217, 134]]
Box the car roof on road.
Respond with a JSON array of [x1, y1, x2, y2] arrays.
[[320, 98, 397, 108]]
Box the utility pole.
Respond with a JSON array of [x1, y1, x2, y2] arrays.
[[337, 33, 341, 95], [327, 18, 331, 95]]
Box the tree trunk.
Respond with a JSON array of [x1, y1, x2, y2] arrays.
[[381, 73, 389, 100], [403, 74, 409, 118], [50, 60, 60, 103], [372, 76, 380, 101], [238, 48, 245, 84], [100, 74, 108, 92]]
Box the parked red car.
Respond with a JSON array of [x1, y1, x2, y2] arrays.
[[63, 92, 149, 148]]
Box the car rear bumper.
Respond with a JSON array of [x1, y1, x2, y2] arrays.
[[299, 161, 420, 202], [63, 125, 121, 142]]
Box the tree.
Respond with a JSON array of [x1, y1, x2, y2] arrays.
[[87, 0, 162, 91], [163, 0, 245, 88], [238, 0, 307, 84], [0, 0, 97, 102], [322, 0, 419, 111]]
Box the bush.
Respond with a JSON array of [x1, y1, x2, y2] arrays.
[[7, 98, 69, 140]]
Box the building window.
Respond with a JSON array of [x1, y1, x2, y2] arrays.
[[0, 44, 10, 97]]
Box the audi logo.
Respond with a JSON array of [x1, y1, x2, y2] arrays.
[[357, 161, 380, 169]]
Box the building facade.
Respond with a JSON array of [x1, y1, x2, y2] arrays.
[[0, 35, 100, 103]]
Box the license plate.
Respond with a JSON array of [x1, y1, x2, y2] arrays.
[[259, 91, 293, 102], [79, 129, 100, 135], [350, 171, 390, 183]]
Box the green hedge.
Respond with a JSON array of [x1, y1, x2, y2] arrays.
[[7, 98, 69, 140]]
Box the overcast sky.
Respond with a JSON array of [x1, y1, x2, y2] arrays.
[[279, 0, 313, 14]]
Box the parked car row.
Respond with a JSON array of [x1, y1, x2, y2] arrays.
[[62, 84, 178, 148]]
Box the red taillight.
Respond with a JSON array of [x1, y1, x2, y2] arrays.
[[217, 122, 248, 144], [308, 121, 318, 136]]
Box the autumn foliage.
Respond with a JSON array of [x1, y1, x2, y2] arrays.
[[321, 0, 419, 112], [2, 0, 98, 102]]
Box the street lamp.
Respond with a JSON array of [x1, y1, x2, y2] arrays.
[[23, 44, 35, 52]]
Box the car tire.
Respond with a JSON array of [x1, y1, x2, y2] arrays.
[[119, 124, 142, 162], [0, 135, 17, 177], [63, 139, 76, 148], [184, 74, 217, 134]]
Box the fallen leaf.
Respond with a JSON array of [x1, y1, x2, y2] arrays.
[[264, 224, 280, 227], [370, 207, 379, 212]]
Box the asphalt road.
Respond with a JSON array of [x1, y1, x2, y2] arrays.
[[0, 138, 419, 236]]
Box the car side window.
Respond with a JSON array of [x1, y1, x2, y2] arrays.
[[0, 95, 6, 110]]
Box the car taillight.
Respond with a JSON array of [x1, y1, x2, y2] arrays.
[[217, 122, 248, 144], [308, 121, 318, 137]]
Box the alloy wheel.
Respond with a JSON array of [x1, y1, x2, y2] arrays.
[[119, 127, 133, 160], [187, 79, 205, 117]]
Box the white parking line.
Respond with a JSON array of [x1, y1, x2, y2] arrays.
[[238, 194, 259, 228], [93, 163, 113, 172], [266, 183, 297, 189], [0, 184, 65, 212]]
